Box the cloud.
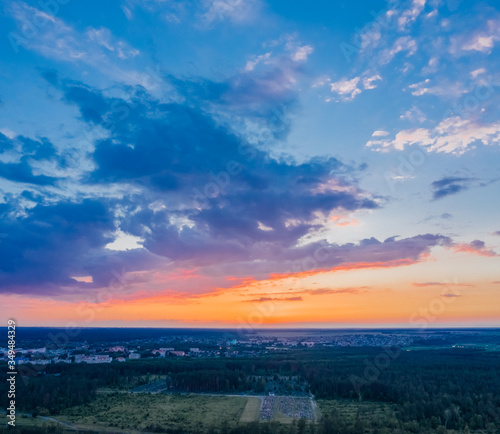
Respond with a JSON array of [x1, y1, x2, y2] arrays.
[[202, 0, 262, 24], [431, 176, 476, 200], [457, 19, 500, 54], [7, 2, 141, 84], [452, 240, 497, 257], [430, 176, 497, 200], [1, 72, 453, 298], [245, 296, 303, 303], [329, 77, 362, 101], [0, 199, 115, 294], [470, 68, 487, 78], [0, 74, 385, 296], [304, 287, 369, 295], [400, 105, 426, 123], [291, 45, 314, 62], [367, 117, 500, 154], [86, 27, 140, 59], [329, 74, 381, 101], [413, 281, 472, 287], [379, 36, 417, 64], [413, 282, 448, 287], [0, 132, 62, 186], [167, 38, 312, 140], [396, 0, 427, 31]]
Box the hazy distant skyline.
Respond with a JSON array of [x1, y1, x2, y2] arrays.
[[0, 0, 499, 327]]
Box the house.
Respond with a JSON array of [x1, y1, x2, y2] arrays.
[[129, 353, 141, 360], [170, 351, 185, 357], [75, 355, 112, 364], [25, 347, 47, 354], [29, 359, 52, 365]]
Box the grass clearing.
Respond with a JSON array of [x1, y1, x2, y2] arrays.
[[239, 397, 262, 422], [59, 393, 248, 432]]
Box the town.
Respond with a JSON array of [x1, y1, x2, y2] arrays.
[[2, 328, 494, 366]]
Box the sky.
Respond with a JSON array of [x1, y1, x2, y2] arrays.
[[0, 0, 499, 328]]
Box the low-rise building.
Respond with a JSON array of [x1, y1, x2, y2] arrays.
[[152, 349, 167, 357], [75, 354, 112, 364]]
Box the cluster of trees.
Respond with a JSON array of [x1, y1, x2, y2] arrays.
[[168, 369, 253, 393]]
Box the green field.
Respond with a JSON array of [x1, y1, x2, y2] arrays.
[[59, 393, 248, 432]]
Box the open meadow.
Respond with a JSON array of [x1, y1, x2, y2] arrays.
[[59, 393, 248, 432]]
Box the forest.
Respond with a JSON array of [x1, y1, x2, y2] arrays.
[[1, 347, 499, 433]]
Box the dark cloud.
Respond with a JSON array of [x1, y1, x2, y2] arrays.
[[0, 199, 114, 294], [38, 76, 377, 256], [0, 133, 61, 186], [431, 177, 475, 200], [0, 74, 454, 297], [431, 176, 498, 200], [167, 57, 303, 139], [0, 160, 57, 185]]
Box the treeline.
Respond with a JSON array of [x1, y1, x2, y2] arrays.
[[168, 369, 253, 393], [0, 356, 303, 414]]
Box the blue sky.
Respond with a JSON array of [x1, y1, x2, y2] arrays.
[[0, 0, 499, 326]]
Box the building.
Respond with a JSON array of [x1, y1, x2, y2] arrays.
[[129, 352, 141, 360], [170, 351, 185, 357], [29, 359, 52, 365], [75, 355, 112, 364], [25, 348, 47, 354]]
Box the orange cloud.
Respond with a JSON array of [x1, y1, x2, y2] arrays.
[[268, 258, 417, 282], [330, 214, 360, 227], [452, 240, 497, 257], [244, 296, 303, 303]]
